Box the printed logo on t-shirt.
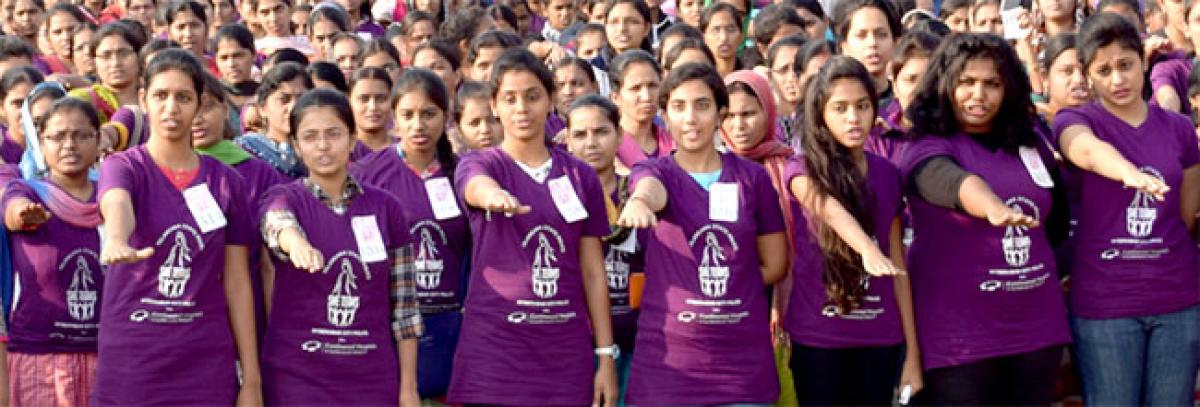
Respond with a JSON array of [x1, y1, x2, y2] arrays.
[[155, 224, 205, 299], [60, 249, 100, 321], [325, 251, 373, 328], [1001, 196, 1039, 268], [605, 246, 630, 291], [410, 221, 448, 290], [691, 224, 739, 298], [523, 225, 566, 299], [1126, 166, 1163, 238]]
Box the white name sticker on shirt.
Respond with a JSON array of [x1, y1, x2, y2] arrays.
[[1019, 146, 1055, 188], [424, 177, 462, 220], [709, 182, 740, 222], [615, 230, 637, 253], [351, 215, 388, 263], [548, 175, 588, 223], [182, 183, 227, 233]]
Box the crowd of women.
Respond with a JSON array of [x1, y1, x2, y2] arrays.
[[0, 0, 1196, 404]]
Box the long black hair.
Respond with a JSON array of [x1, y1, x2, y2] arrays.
[[905, 33, 1037, 152], [394, 68, 457, 181], [800, 55, 878, 313]]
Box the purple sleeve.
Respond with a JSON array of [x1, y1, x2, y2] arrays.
[[627, 157, 666, 194], [453, 150, 492, 204], [576, 164, 609, 238], [1150, 59, 1189, 98], [751, 164, 786, 235], [781, 157, 806, 196], [1173, 114, 1200, 168], [897, 136, 957, 183], [1051, 106, 1092, 145], [1, 180, 35, 208], [97, 152, 138, 200], [257, 183, 294, 222], [221, 167, 253, 246], [386, 194, 412, 249]]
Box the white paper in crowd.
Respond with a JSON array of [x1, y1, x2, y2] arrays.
[[183, 184, 227, 233], [709, 182, 740, 222], [351, 215, 388, 263], [1019, 146, 1055, 188], [548, 175, 588, 223], [1001, 0, 1029, 40], [425, 177, 462, 220]]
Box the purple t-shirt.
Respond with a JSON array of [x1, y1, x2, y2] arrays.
[[1149, 57, 1194, 115], [259, 180, 411, 405], [782, 153, 905, 348], [93, 146, 252, 405], [603, 208, 643, 345], [351, 146, 470, 314], [1052, 102, 1200, 319], [625, 152, 785, 406], [0, 127, 22, 165], [899, 133, 1071, 370], [447, 147, 609, 406], [233, 157, 287, 332], [1, 181, 102, 354]]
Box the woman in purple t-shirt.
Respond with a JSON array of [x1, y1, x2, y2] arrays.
[[617, 62, 789, 406], [350, 68, 467, 399], [94, 49, 261, 405], [1053, 14, 1200, 406], [448, 48, 618, 406], [900, 34, 1072, 405], [1, 98, 104, 406], [781, 56, 922, 405], [258, 88, 422, 405]]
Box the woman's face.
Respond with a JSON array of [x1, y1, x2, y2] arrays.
[[361, 52, 402, 83], [256, 0, 292, 36], [412, 48, 460, 95], [971, 3, 1003, 35], [9, 0, 42, 39], [1044, 49, 1089, 110], [72, 28, 96, 75], [40, 109, 99, 177], [291, 8, 308, 34], [211, 0, 237, 25], [588, 1, 607, 24], [309, 18, 343, 61], [191, 93, 230, 148], [404, 20, 436, 58], [892, 56, 929, 112], [822, 78, 875, 151], [839, 7, 895, 78], [395, 91, 446, 153], [943, 6, 970, 31], [798, 52, 829, 91], [769, 44, 802, 104], [663, 79, 721, 153], [704, 10, 743, 60], [1086, 43, 1143, 109], [350, 78, 391, 133], [215, 38, 255, 84], [141, 69, 201, 142], [795, 7, 828, 38], [457, 97, 502, 149], [554, 64, 598, 114], [331, 38, 361, 79], [952, 57, 1004, 133], [492, 70, 551, 142], [605, 3, 649, 54], [47, 11, 78, 59], [678, 0, 704, 26], [566, 106, 620, 171], [125, 0, 156, 28], [721, 89, 768, 150], [1038, 0, 1075, 23], [2, 82, 31, 132], [612, 61, 660, 124], [264, 77, 310, 136], [95, 35, 140, 90], [169, 9, 208, 55], [295, 106, 353, 178]]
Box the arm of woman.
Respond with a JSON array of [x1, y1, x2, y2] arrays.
[[1059, 124, 1170, 200], [260, 247, 275, 318], [889, 217, 922, 396], [789, 176, 901, 276], [756, 232, 788, 285], [224, 244, 263, 407], [463, 175, 531, 214], [958, 174, 1038, 227], [579, 236, 618, 407], [98, 189, 154, 264], [1180, 164, 1200, 234], [1154, 86, 1184, 113], [616, 177, 667, 229], [3, 196, 49, 232]]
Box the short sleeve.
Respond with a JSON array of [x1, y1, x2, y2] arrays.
[[1, 180, 36, 208], [1051, 105, 1093, 146], [1150, 59, 1188, 98], [219, 166, 253, 246], [384, 192, 412, 249], [750, 164, 786, 235], [781, 157, 807, 203], [453, 150, 494, 206], [1173, 114, 1200, 168], [627, 157, 667, 195], [574, 162, 609, 238], [97, 151, 139, 201], [897, 135, 958, 183]]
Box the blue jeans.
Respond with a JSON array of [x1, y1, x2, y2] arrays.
[[1070, 304, 1200, 406]]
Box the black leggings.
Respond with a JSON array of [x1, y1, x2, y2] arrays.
[[789, 343, 904, 406], [914, 345, 1064, 406]]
